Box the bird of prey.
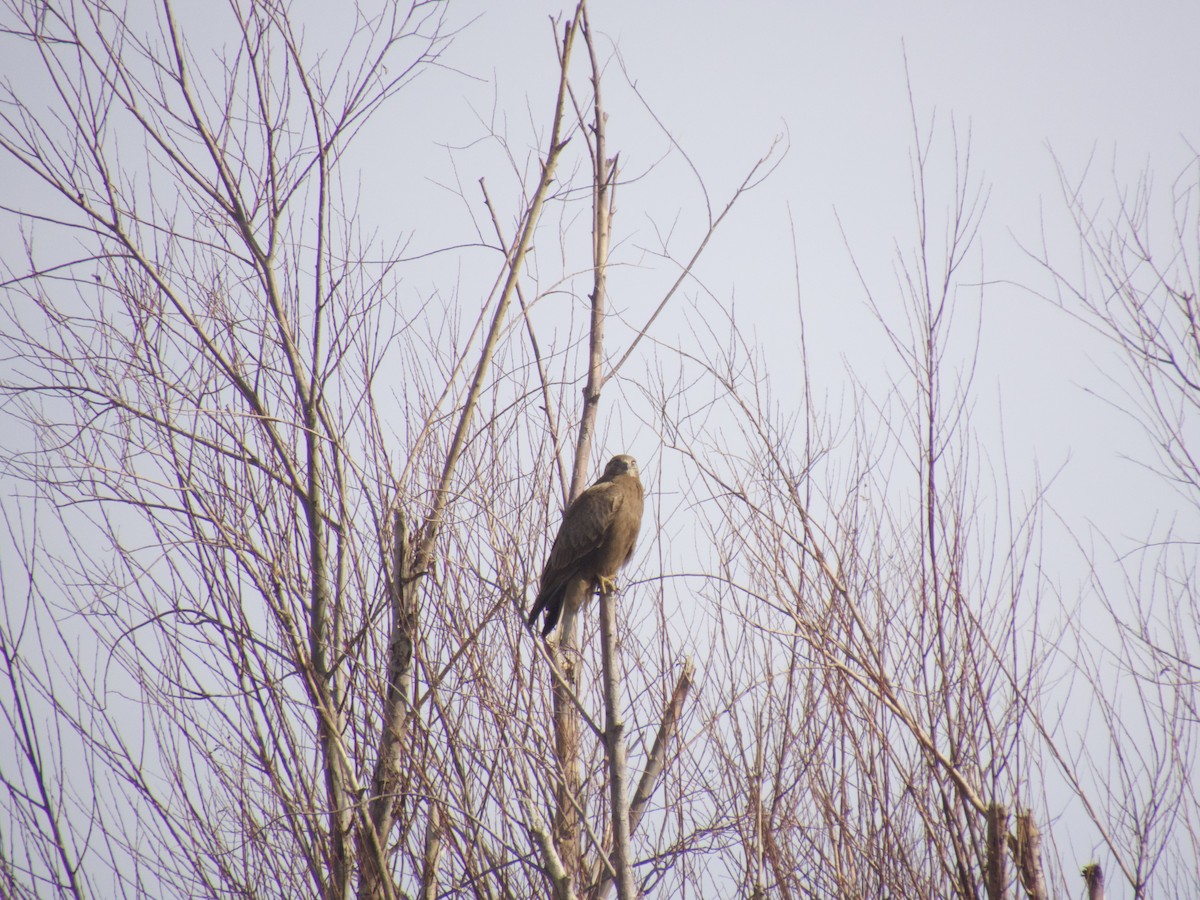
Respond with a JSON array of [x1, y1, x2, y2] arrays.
[[527, 454, 645, 637]]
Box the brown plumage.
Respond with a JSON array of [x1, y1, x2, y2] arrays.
[[527, 454, 645, 637]]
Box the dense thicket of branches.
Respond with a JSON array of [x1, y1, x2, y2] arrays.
[[0, 2, 1195, 898]]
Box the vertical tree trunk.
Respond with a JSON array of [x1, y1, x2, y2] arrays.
[[421, 802, 443, 900], [985, 803, 1008, 900], [588, 658, 695, 899], [358, 510, 412, 900], [359, 14, 580, 895], [1081, 862, 1105, 900], [1014, 811, 1049, 900], [548, 6, 611, 894], [551, 590, 586, 896], [598, 589, 635, 900]]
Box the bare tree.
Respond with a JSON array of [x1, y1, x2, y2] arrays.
[[0, 1, 454, 895], [648, 106, 1063, 898], [0, 1, 766, 897], [4, 2, 1195, 899], [1024, 151, 1200, 897]]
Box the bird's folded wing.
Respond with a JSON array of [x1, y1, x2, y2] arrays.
[[547, 482, 623, 570]]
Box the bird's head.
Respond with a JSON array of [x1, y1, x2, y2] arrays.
[[601, 454, 638, 480]]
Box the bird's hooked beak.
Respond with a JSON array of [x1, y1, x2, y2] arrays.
[[606, 454, 638, 478]]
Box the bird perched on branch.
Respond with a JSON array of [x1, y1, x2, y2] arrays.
[[527, 454, 645, 637]]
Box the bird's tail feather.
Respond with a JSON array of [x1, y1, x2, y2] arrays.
[[527, 586, 563, 637]]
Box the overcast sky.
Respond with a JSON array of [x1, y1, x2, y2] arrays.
[[356, 0, 1198, 553], [1, 2, 1196, 892], [399, 7, 1200, 880], [4, 5, 1192, 584]]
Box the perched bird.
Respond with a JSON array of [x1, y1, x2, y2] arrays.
[[527, 454, 645, 637]]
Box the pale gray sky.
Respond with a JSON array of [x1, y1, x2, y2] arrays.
[[2, 2, 1197, 893], [381, 14, 1198, 879], [361, 0, 1199, 544]]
